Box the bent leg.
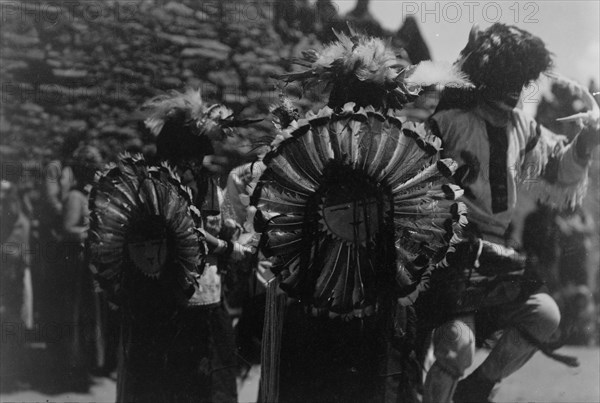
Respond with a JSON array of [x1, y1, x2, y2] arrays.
[[477, 293, 560, 382], [423, 317, 475, 403]]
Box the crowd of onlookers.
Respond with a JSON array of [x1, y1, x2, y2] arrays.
[[1, 143, 116, 392]]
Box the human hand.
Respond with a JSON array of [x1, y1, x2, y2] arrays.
[[256, 259, 275, 285], [202, 155, 230, 174]]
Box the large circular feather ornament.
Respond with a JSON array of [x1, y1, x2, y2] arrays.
[[255, 103, 466, 318], [88, 154, 205, 291]]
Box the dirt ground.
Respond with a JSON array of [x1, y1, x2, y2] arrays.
[[1, 346, 598, 403]]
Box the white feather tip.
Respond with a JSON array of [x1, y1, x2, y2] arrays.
[[405, 61, 473, 89], [142, 88, 206, 136]]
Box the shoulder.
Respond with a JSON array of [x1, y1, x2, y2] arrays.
[[432, 108, 479, 124], [66, 188, 85, 199], [65, 189, 87, 206]]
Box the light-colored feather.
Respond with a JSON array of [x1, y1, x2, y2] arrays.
[[405, 60, 472, 89], [142, 88, 207, 136], [313, 31, 400, 85]]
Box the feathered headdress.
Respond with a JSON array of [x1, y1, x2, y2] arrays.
[[141, 88, 261, 163], [279, 26, 471, 110], [254, 102, 468, 317], [257, 30, 471, 401], [142, 88, 258, 138], [88, 153, 206, 302], [143, 88, 208, 137]]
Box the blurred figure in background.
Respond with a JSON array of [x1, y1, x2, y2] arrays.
[[33, 137, 79, 380], [40, 136, 80, 245], [0, 179, 32, 391], [220, 156, 269, 379], [42, 145, 103, 392], [523, 204, 597, 346], [532, 79, 600, 346]]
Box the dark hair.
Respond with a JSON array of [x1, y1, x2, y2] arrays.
[[460, 23, 553, 98], [155, 112, 214, 165], [70, 145, 103, 187]]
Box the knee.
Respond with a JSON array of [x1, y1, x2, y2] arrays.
[[527, 293, 561, 341], [432, 321, 475, 377]]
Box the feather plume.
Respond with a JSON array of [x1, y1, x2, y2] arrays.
[[404, 61, 473, 90], [278, 29, 473, 111], [279, 28, 414, 109], [316, 30, 400, 85], [270, 97, 300, 131], [142, 88, 207, 136], [142, 88, 260, 141], [265, 96, 301, 148]]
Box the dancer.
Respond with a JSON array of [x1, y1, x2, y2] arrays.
[[419, 23, 599, 403], [144, 90, 256, 401], [0, 179, 32, 391], [89, 89, 257, 402], [43, 145, 103, 392], [253, 28, 470, 402]]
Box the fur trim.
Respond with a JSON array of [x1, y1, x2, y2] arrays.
[[519, 126, 589, 209], [523, 176, 588, 210]]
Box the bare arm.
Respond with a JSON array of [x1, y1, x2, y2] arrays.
[[63, 191, 88, 242]]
